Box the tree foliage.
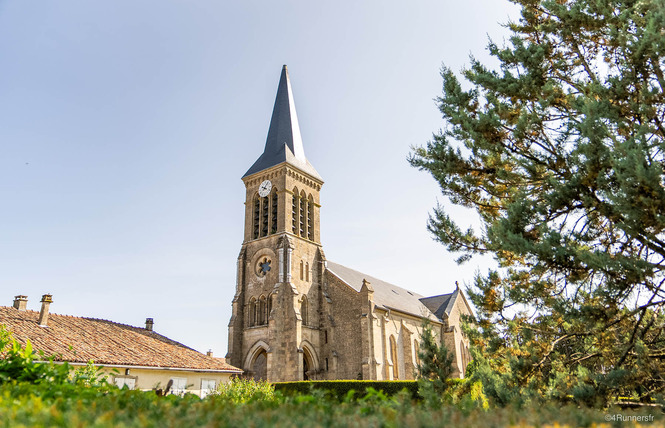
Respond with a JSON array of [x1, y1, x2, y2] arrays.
[[416, 323, 453, 394], [410, 0, 665, 405]]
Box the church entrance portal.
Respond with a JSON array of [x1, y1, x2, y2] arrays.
[[303, 348, 314, 381], [252, 350, 267, 381]]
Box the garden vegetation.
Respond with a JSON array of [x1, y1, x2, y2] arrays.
[[2, 0, 665, 425], [410, 0, 665, 408], [1, 325, 662, 427]]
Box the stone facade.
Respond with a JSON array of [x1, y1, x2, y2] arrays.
[[226, 66, 473, 382]]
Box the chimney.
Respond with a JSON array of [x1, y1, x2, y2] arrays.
[[206, 350, 213, 357], [145, 318, 154, 331], [13, 295, 28, 311], [38, 294, 52, 326]]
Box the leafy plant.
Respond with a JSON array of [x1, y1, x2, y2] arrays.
[[209, 377, 278, 404], [416, 322, 453, 394], [410, 0, 665, 406]]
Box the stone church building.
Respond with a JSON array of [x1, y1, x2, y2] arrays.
[[226, 66, 473, 382]]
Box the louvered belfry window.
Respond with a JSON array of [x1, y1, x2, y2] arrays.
[[253, 196, 260, 239], [292, 188, 298, 234], [261, 195, 269, 237], [299, 191, 306, 237], [271, 190, 278, 234], [307, 196, 313, 240]]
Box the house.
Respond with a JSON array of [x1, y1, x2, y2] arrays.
[[226, 66, 473, 382], [1, 294, 242, 396]]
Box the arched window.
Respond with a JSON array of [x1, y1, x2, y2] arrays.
[[301, 296, 308, 326], [307, 195, 314, 240], [249, 297, 257, 327], [259, 296, 266, 325], [299, 191, 306, 237], [460, 341, 470, 375], [300, 260, 304, 280], [271, 189, 278, 234], [252, 195, 260, 239], [267, 293, 273, 319], [291, 188, 298, 234], [261, 195, 269, 237], [414, 340, 420, 367], [390, 335, 399, 379], [305, 262, 309, 282]]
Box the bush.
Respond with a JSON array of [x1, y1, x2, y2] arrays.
[[209, 377, 278, 404], [273, 380, 419, 400], [0, 381, 661, 427]]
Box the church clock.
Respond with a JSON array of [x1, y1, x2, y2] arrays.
[[258, 180, 272, 197]]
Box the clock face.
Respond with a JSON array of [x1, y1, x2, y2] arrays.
[[258, 180, 272, 197]]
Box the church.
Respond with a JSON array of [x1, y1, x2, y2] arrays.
[[226, 66, 473, 382]]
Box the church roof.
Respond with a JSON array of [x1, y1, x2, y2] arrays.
[[0, 306, 242, 373], [243, 65, 322, 181], [325, 261, 440, 322], [419, 288, 459, 319]]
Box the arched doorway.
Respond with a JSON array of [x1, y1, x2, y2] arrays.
[[303, 353, 310, 380], [302, 346, 316, 381], [252, 350, 267, 381]]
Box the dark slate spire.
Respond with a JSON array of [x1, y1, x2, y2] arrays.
[[243, 65, 322, 180]]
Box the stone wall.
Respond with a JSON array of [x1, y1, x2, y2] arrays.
[[324, 272, 364, 380]]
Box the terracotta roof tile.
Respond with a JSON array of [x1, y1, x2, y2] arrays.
[[0, 306, 241, 373]]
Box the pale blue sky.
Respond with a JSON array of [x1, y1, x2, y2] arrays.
[[0, 1, 517, 355]]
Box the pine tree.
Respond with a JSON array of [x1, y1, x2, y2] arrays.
[[410, 0, 665, 406], [416, 323, 453, 394]]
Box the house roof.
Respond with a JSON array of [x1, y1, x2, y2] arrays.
[[0, 306, 242, 373], [325, 261, 441, 322], [243, 65, 322, 181]]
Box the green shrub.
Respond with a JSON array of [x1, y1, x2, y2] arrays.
[[273, 380, 419, 400], [0, 381, 661, 428], [209, 377, 279, 404]]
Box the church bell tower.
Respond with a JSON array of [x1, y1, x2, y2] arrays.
[[227, 66, 325, 381]]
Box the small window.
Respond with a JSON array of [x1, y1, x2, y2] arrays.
[[259, 296, 267, 325], [325, 358, 329, 371], [305, 262, 309, 282], [170, 377, 187, 396], [249, 298, 257, 327], [300, 260, 304, 280], [114, 376, 136, 390], [200, 379, 217, 398], [301, 296, 308, 326], [390, 335, 399, 379], [324, 330, 328, 344]]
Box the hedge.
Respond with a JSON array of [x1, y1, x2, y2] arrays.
[[272, 380, 419, 399]]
